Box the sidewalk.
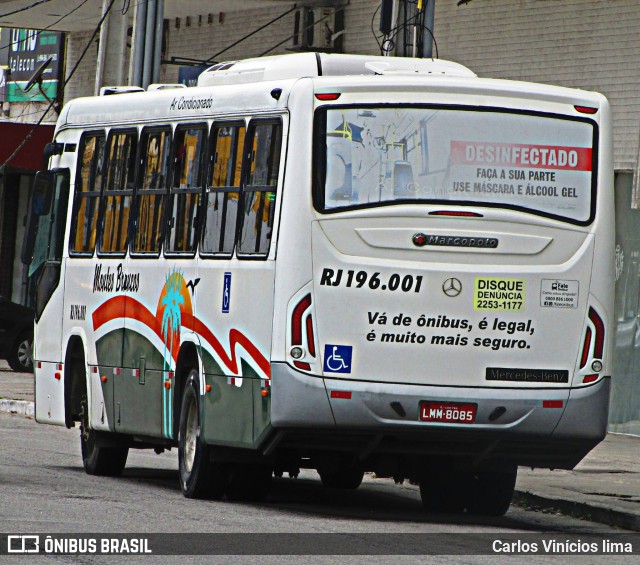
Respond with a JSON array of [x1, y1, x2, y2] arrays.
[[1, 360, 638, 531]]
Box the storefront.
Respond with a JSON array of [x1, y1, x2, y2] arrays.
[[0, 122, 54, 304]]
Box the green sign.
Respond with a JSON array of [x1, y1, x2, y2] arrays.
[[7, 29, 64, 103]]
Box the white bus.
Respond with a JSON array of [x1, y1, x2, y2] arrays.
[[25, 53, 614, 515]]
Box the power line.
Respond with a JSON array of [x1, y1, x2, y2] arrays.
[[0, 0, 92, 53], [0, 0, 55, 19], [1, 0, 119, 168]]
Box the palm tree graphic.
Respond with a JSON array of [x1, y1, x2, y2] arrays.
[[161, 269, 184, 437]]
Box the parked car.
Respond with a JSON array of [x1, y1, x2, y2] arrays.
[[0, 296, 34, 372]]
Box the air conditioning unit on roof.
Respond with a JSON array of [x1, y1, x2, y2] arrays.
[[293, 7, 342, 52]]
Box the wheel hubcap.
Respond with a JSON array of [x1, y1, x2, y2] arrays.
[[184, 396, 198, 473], [17, 339, 32, 369]]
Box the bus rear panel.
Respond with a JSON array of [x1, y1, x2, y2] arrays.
[[270, 78, 613, 477]]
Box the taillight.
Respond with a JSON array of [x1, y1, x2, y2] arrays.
[[580, 307, 605, 384], [291, 294, 311, 346], [580, 327, 592, 369], [290, 293, 316, 371], [588, 307, 605, 359], [306, 314, 316, 357], [315, 93, 341, 101]]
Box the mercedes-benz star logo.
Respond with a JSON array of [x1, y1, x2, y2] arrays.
[[442, 277, 462, 297]]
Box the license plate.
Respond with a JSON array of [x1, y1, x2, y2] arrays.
[[419, 401, 477, 424]]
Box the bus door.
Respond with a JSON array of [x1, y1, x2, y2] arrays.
[[25, 169, 70, 423], [198, 118, 282, 447]]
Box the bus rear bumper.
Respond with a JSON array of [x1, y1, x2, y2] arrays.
[[269, 363, 610, 469]]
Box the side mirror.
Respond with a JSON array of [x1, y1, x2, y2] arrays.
[[43, 142, 64, 168]]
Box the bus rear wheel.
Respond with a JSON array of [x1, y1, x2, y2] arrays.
[[318, 459, 364, 489], [80, 395, 128, 476], [419, 468, 468, 513], [466, 466, 517, 516], [226, 464, 272, 502], [178, 370, 228, 499]]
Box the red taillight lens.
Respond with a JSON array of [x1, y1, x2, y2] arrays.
[[580, 327, 592, 369], [291, 294, 312, 345], [290, 294, 317, 367], [315, 93, 341, 101], [588, 307, 605, 359], [575, 105, 598, 115], [306, 315, 316, 357]]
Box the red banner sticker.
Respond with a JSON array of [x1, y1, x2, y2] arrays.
[[451, 141, 592, 172]]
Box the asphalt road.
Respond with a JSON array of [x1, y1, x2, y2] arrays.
[[1, 413, 637, 565]]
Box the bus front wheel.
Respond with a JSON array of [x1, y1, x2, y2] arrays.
[[178, 370, 227, 499]]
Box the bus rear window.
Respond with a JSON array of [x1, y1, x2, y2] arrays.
[[314, 106, 597, 224]]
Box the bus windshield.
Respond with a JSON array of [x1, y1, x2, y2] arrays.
[[315, 106, 597, 224]]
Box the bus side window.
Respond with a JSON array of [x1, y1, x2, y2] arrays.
[[201, 123, 245, 257], [166, 124, 206, 256], [237, 120, 282, 258], [69, 132, 105, 256], [98, 129, 137, 255], [131, 127, 172, 256]]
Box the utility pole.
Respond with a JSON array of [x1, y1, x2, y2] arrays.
[[422, 0, 435, 58]]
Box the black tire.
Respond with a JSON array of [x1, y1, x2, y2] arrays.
[[80, 394, 128, 476], [178, 369, 228, 499], [318, 465, 364, 489], [226, 463, 272, 502], [419, 468, 469, 513], [466, 466, 517, 516], [8, 330, 33, 372]]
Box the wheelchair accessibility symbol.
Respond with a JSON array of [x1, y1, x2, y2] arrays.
[[323, 344, 353, 374]]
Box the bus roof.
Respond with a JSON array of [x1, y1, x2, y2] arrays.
[[56, 53, 606, 132], [197, 53, 477, 86]]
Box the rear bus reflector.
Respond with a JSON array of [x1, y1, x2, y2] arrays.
[[294, 361, 311, 371], [330, 390, 352, 399], [315, 93, 341, 101], [542, 400, 563, 409], [583, 374, 599, 384], [575, 105, 598, 114]]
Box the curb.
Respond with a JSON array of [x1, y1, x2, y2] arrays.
[[0, 399, 34, 418], [513, 490, 640, 532]]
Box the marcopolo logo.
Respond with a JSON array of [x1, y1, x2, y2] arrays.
[[412, 233, 499, 249]]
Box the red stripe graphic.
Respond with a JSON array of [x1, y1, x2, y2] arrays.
[[450, 141, 592, 171], [92, 296, 270, 378]]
